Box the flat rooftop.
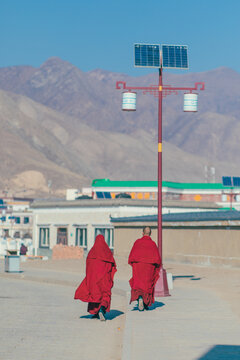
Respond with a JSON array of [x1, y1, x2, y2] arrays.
[[31, 199, 221, 209]]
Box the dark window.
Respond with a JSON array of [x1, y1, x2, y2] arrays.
[[15, 217, 21, 224], [4, 229, 9, 237], [57, 228, 68, 245], [24, 217, 29, 224]]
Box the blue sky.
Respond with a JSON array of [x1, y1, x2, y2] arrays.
[[1, 0, 239, 75]]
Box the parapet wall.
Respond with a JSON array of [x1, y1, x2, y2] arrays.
[[163, 228, 240, 268], [113, 223, 240, 268]]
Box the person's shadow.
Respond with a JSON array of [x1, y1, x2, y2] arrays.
[[173, 275, 202, 281], [197, 345, 240, 360], [107, 309, 124, 320], [80, 309, 124, 320], [132, 301, 165, 311]]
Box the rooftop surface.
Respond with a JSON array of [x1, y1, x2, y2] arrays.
[[31, 199, 220, 209], [111, 210, 240, 223]]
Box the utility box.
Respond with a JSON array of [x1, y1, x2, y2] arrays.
[[5, 250, 20, 272]]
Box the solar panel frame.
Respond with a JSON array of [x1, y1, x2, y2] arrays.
[[162, 44, 189, 70], [134, 43, 161, 68]]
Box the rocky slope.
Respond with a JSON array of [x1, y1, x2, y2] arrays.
[[0, 59, 240, 196]]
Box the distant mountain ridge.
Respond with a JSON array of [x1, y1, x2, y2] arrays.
[[0, 58, 240, 196]]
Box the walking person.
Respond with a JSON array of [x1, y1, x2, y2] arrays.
[[74, 234, 117, 321], [128, 226, 161, 311]]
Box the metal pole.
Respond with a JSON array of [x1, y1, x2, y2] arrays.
[[154, 67, 170, 297], [158, 67, 163, 252], [115, 77, 204, 298], [34, 214, 38, 256]]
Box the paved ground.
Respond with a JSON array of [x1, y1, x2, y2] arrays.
[[123, 286, 240, 360], [0, 258, 240, 360], [0, 277, 125, 360]]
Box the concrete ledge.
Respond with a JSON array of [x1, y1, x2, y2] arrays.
[[165, 254, 240, 268]]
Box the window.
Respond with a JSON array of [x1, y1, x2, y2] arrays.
[[57, 227, 68, 245], [95, 227, 114, 250], [15, 217, 21, 224], [24, 217, 29, 224], [14, 231, 20, 238], [75, 228, 87, 249], [221, 194, 227, 202], [4, 229, 9, 237], [39, 228, 50, 248]]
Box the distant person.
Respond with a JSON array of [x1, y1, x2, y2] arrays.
[[74, 234, 117, 321], [128, 226, 161, 311], [20, 244, 28, 255]]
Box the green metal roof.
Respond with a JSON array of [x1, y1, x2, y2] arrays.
[[92, 178, 232, 190]]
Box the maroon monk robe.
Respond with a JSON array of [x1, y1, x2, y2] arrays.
[[74, 234, 117, 314], [128, 235, 161, 307]]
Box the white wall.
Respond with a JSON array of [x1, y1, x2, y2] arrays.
[[32, 204, 157, 252]]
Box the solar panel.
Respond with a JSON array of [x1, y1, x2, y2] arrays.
[[233, 177, 240, 187], [222, 176, 233, 187], [134, 44, 160, 68], [96, 192, 104, 199], [162, 45, 188, 69]]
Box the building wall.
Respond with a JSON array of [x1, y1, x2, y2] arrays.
[[179, 194, 222, 202], [163, 227, 240, 267], [113, 224, 240, 268], [0, 211, 32, 239], [114, 224, 157, 258], [32, 204, 157, 255]]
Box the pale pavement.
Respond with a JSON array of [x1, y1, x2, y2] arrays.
[[0, 258, 239, 360]]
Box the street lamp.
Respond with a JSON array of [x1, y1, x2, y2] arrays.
[[116, 44, 205, 296]]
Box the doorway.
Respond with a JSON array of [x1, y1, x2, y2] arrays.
[[57, 228, 68, 245]]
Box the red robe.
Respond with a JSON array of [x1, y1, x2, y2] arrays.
[[74, 235, 117, 314], [128, 235, 161, 307]]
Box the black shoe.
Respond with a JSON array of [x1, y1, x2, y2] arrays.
[[92, 313, 100, 319], [138, 296, 144, 311], [144, 303, 149, 310], [99, 306, 106, 321]]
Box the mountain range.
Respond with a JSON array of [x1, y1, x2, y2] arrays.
[[0, 57, 240, 197]]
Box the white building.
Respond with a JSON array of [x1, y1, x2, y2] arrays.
[[31, 199, 158, 257], [31, 198, 220, 257]]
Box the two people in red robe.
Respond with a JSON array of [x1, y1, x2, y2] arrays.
[[74, 234, 117, 321], [75, 226, 161, 319], [128, 226, 161, 311]]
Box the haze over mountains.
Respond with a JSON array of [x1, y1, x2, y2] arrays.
[[0, 57, 240, 197]]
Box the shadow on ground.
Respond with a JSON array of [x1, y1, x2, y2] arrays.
[[107, 309, 124, 320], [173, 275, 202, 281], [80, 309, 124, 320], [197, 345, 240, 360], [132, 301, 165, 311]]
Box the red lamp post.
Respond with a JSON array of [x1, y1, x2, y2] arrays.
[[116, 68, 205, 296]]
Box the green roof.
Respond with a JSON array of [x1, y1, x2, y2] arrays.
[[92, 179, 232, 190]]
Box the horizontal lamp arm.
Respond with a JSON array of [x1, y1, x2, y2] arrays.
[[116, 81, 205, 95]]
